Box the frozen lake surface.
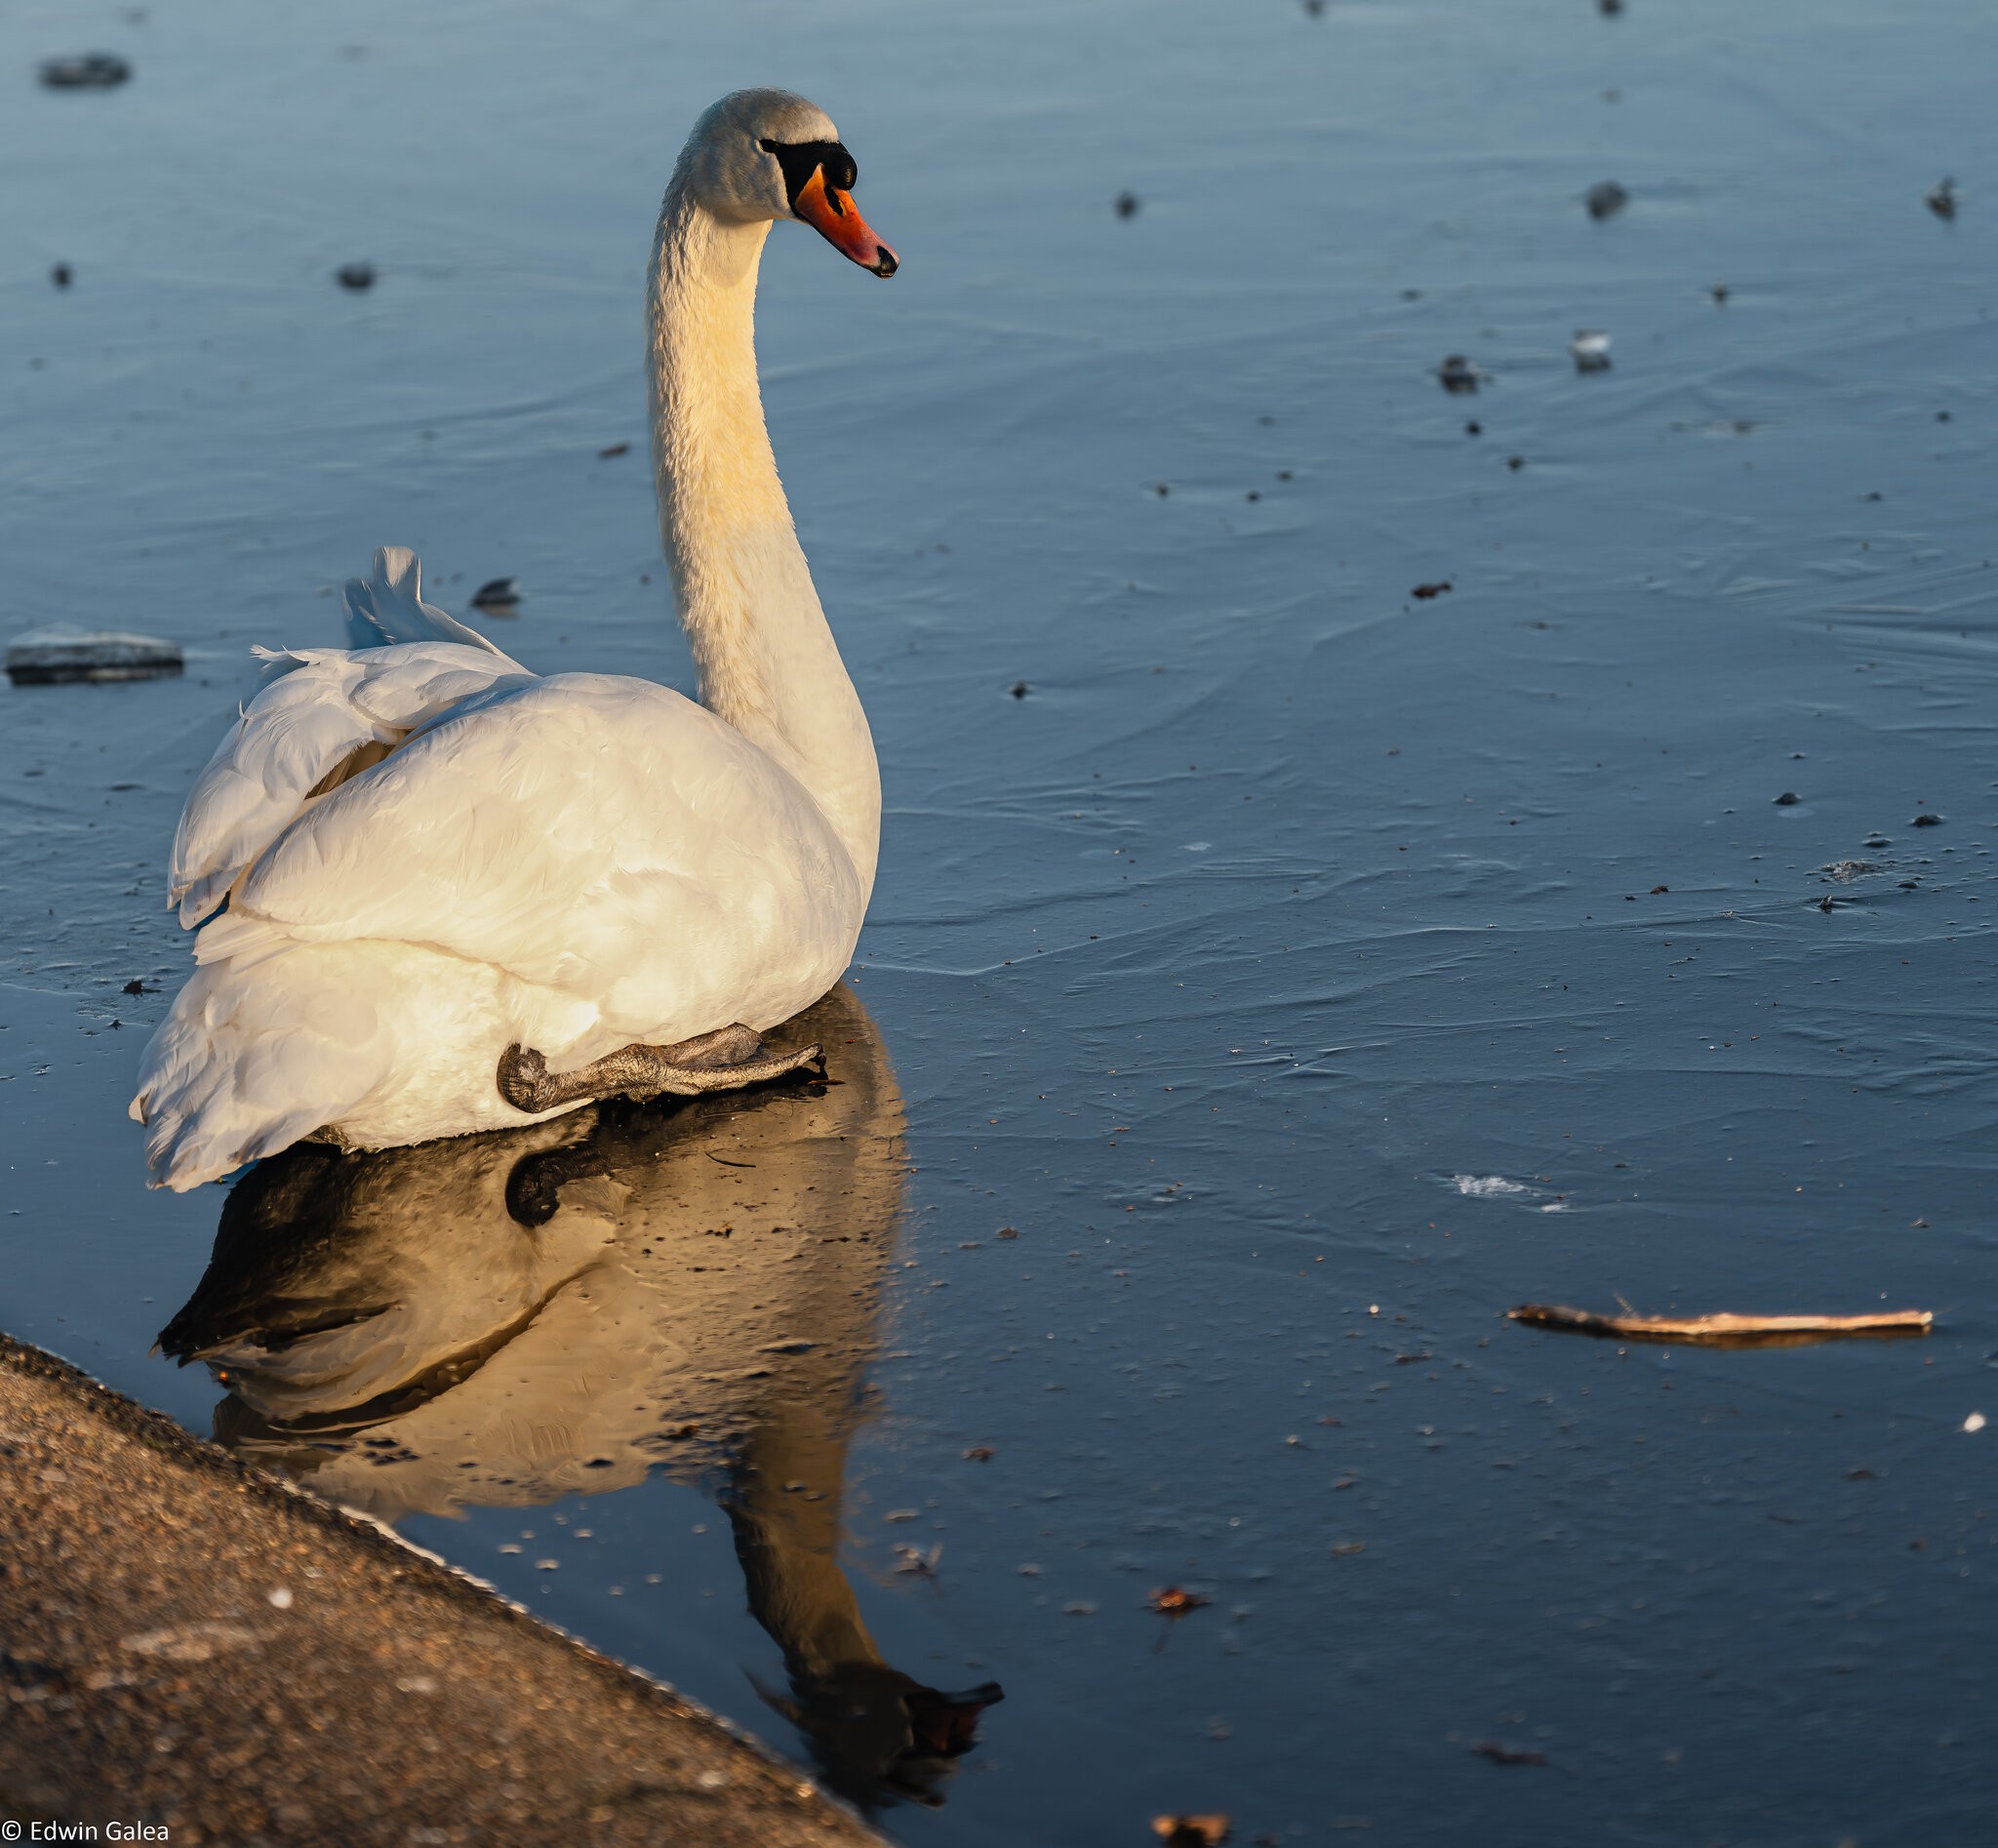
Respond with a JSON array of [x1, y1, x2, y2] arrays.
[[5, 0, 1997, 1840]]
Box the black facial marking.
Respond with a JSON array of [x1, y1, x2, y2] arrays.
[[759, 137, 859, 211]]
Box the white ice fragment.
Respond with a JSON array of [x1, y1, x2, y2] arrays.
[[1438, 353, 1481, 394], [6, 627, 183, 685], [39, 53, 132, 90], [1571, 329, 1613, 373], [1453, 1175, 1531, 1197], [265, 1587, 294, 1610], [1966, 1412, 1986, 1433]]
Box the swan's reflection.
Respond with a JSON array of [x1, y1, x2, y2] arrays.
[[158, 986, 1000, 1810]]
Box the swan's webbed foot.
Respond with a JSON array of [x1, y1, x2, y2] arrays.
[[497, 1024, 824, 1115]]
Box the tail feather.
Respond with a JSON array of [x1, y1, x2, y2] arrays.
[[341, 545, 506, 656], [132, 952, 390, 1191]]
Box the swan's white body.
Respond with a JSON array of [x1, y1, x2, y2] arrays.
[[133, 91, 888, 1190]]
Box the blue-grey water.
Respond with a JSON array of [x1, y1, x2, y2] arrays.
[[4, 0, 1997, 1841]]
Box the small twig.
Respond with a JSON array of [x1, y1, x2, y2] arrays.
[[1471, 1739, 1577, 1778], [1473, 1740, 1547, 1767], [1509, 1303, 1932, 1346]]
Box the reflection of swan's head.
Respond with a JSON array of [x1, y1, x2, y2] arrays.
[[765, 1664, 1006, 1815], [156, 1121, 617, 1427], [674, 88, 898, 277]]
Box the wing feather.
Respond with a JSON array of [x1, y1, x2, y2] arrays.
[[340, 544, 509, 655], [168, 641, 532, 927]]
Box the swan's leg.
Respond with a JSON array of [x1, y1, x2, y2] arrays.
[[497, 1025, 823, 1114]]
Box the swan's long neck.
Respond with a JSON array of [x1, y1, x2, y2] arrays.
[[647, 183, 880, 893]]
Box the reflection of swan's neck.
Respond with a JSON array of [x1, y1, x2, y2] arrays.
[[646, 184, 880, 892]]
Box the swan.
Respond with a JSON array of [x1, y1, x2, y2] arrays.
[[131, 89, 899, 1191]]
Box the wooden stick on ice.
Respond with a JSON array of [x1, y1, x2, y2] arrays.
[[1508, 1304, 1933, 1346]]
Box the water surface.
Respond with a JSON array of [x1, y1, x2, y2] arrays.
[[4, 1, 1997, 1840]]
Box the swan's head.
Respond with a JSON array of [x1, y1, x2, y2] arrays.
[[678, 88, 898, 277]]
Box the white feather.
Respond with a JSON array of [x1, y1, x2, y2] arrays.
[[340, 543, 509, 655]]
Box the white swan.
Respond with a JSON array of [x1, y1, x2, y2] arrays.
[[132, 89, 899, 1191]]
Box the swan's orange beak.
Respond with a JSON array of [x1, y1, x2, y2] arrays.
[[794, 166, 898, 277]]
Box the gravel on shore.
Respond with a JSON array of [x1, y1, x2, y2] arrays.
[[0, 1333, 889, 1847]]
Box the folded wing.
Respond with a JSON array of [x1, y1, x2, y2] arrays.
[[191, 674, 863, 1045], [168, 641, 535, 927]]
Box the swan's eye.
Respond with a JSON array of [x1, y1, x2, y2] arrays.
[[759, 139, 859, 211]]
